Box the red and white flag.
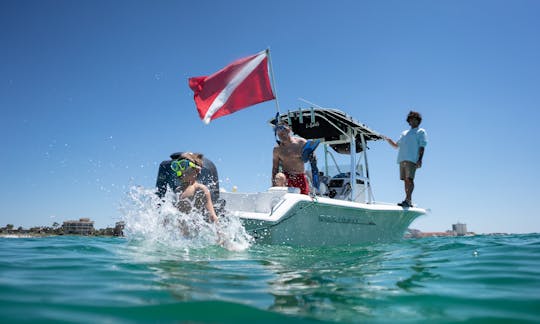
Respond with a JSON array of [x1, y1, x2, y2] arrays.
[[188, 50, 275, 124]]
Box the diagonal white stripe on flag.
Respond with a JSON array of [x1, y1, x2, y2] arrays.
[[203, 51, 267, 124]]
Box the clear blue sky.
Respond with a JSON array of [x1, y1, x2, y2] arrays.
[[1, 0, 539, 233]]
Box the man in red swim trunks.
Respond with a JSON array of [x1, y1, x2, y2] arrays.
[[271, 123, 311, 195]]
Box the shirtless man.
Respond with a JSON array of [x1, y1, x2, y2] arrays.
[[271, 124, 310, 195]]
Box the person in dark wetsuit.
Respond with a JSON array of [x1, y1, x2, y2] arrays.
[[172, 152, 218, 223]]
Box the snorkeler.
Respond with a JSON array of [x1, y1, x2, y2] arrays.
[[171, 152, 218, 223]]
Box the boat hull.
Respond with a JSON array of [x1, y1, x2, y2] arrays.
[[222, 191, 425, 246]]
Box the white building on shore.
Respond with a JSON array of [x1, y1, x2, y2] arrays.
[[62, 218, 94, 235], [452, 223, 468, 236]]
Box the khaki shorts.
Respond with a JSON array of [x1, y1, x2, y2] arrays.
[[400, 161, 417, 180]]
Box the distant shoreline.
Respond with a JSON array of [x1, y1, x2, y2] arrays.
[[0, 233, 124, 238], [1, 222, 124, 237], [1, 224, 531, 239]]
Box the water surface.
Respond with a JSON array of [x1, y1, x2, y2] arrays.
[[1, 234, 539, 323]]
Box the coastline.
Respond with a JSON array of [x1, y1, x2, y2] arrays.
[[0, 233, 124, 238]]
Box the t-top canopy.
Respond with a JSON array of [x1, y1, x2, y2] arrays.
[[270, 108, 384, 154]]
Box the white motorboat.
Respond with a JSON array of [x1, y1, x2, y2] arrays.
[[155, 108, 427, 246], [219, 108, 427, 246]]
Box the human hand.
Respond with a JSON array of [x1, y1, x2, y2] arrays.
[[416, 160, 422, 168]]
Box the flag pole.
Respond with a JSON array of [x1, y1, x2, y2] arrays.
[[266, 48, 281, 114]]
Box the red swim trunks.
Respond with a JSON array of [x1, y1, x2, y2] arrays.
[[284, 172, 310, 195]]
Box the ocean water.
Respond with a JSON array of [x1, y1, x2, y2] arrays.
[[2, 188, 540, 323], [1, 233, 540, 323]]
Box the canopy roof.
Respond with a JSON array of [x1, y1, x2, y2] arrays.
[[270, 108, 384, 154]]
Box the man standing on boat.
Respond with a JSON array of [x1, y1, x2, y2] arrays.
[[272, 123, 311, 195], [384, 111, 427, 208]]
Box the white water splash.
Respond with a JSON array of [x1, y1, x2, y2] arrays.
[[119, 186, 252, 252]]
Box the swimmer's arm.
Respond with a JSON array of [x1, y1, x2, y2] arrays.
[[199, 184, 218, 223]]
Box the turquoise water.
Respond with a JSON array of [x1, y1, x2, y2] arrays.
[[1, 234, 539, 323]]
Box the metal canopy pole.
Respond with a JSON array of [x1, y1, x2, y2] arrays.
[[359, 133, 373, 203], [350, 132, 356, 202], [324, 144, 329, 177]]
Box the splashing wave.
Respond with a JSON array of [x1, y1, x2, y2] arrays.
[[119, 186, 252, 251]]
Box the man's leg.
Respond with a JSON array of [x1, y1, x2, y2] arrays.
[[404, 178, 414, 203]]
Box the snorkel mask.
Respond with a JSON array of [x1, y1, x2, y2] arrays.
[[171, 159, 201, 177]]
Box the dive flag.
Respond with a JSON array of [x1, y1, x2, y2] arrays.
[[189, 50, 275, 124]]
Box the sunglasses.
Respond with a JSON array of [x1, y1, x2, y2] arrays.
[[171, 159, 201, 177]]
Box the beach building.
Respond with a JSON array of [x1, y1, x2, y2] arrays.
[[114, 221, 125, 236], [453, 223, 468, 236], [62, 218, 95, 235]]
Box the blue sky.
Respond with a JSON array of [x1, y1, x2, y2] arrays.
[[1, 0, 539, 233]]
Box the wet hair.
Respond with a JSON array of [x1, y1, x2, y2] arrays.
[[180, 152, 204, 168], [406, 111, 422, 124]]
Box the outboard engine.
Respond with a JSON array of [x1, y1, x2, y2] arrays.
[[155, 152, 220, 205]]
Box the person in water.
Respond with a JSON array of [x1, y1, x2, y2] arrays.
[[272, 123, 312, 195], [172, 152, 218, 223]]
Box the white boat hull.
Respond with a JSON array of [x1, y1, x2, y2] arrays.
[[221, 189, 425, 246]]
